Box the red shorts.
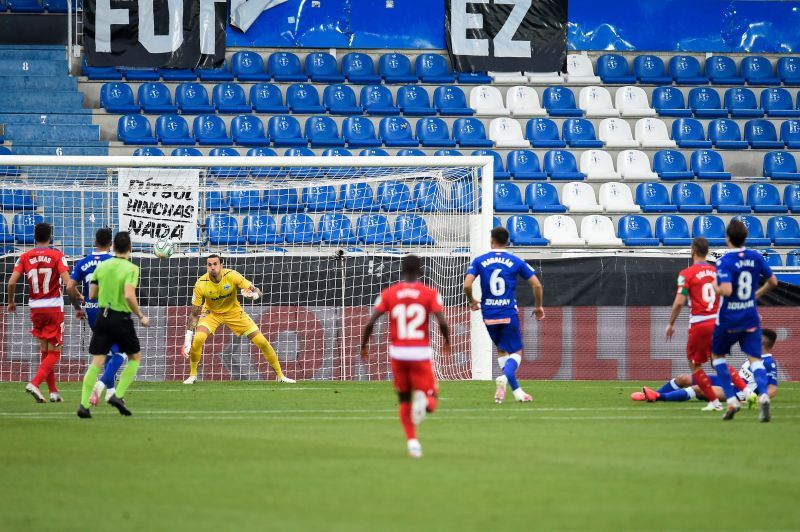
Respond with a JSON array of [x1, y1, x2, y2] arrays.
[[30, 308, 64, 346], [686, 319, 715, 364], [391, 359, 438, 396]]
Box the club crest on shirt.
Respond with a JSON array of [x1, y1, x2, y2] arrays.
[[223, 284, 230, 291]]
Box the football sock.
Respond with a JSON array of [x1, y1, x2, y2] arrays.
[[32, 351, 60, 389], [657, 379, 680, 395], [728, 366, 747, 391], [712, 358, 736, 400], [45, 351, 59, 392], [660, 387, 695, 402], [189, 330, 208, 377], [426, 395, 438, 413], [502, 357, 520, 391], [100, 353, 125, 389], [692, 369, 717, 402], [81, 364, 102, 408], [252, 333, 284, 380], [398, 402, 415, 440], [115, 359, 140, 399], [748, 360, 769, 397]]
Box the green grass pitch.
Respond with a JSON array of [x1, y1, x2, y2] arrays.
[[1, 380, 799, 531]]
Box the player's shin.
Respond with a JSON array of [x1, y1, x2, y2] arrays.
[[398, 401, 416, 440], [712, 357, 738, 403], [692, 369, 718, 405], [189, 331, 207, 377], [115, 359, 140, 399], [728, 366, 748, 391], [748, 359, 770, 400], [661, 387, 695, 402], [657, 379, 681, 394], [252, 333, 285, 380], [502, 354, 521, 391], [100, 353, 125, 389], [81, 364, 102, 408]]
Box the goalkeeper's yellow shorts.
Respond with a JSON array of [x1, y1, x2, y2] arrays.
[[198, 310, 259, 337]]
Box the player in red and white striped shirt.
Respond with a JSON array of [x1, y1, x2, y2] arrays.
[[360, 255, 451, 459], [6, 223, 81, 403]]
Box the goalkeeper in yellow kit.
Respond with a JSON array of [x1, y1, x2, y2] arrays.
[[181, 254, 295, 384]]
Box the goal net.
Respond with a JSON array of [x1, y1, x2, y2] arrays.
[[0, 155, 494, 383]]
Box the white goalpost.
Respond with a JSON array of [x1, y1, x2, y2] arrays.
[[0, 155, 494, 383]]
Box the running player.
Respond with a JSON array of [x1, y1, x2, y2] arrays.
[[360, 254, 450, 459]]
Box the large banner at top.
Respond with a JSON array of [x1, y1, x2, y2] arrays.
[[84, 0, 227, 68]]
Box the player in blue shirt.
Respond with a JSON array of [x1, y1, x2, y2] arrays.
[[66, 228, 125, 406], [711, 220, 778, 422], [464, 227, 544, 404]]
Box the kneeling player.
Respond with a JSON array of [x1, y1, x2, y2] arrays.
[[360, 255, 451, 459]]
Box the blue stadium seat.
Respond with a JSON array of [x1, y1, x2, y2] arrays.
[[133, 147, 164, 157], [542, 87, 582, 117], [433, 86, 473, 115], [710, 182, 749, 213], [13, 0, 45, 12], [732, 215, 772, 246], [394, 214, 434, 245], [596, 54, 635, 84], [506, 215, 547, 246], [397, 86, 435, 116], [708, 119, 748, 149], [785, 183, 800, 212], [227, 179, 266, 211], [242, 214, 281, 245], [0, 216, 14, 245], [525, 182, 566, 213], [286, 83, 325, 113], [670, 55, 708, 84], [760, 249, 783, 267], [119, 66, 159, 81], [356, 214, 394, 244], [453, 117, 493, 147], [100, 82, 138, 113], [741, 56, 780, 85], [672, 182, 713, 213], [213, 83, 250, 113], [193, 115, 233, 145], [416, 117, 455, 147], [691, 149, 731, 180], [688, 87, 726, 118], [266, 188, 303, 213], [118, 115, 156, 145], [723, 88, 763, 118], [342, 116, 381, 148], [207, 214, 245, 245], [767, 216, 800, 245], [789, 249, 800, 266], [508, 150, 546, 180], [413, 181, 444, 212], [342, 53, 380, 84], [764, 151, 800, 179], [473, 149, 509, 179], [562, 118, 603, 148], [82, 58, 122, 80], [159, 67, 196, 82], [232, 51, 269, 81], [13, 213, 44, 244], [744, 119, 783, 148], [397, 148, 426, 157], [747, 183, 789, 213], [377, 181, 413, 211], [268, 115, 306, 147], [777, 57, 800, 85], [653, 150, 693, 180], [306, 52, 344, 83], [416, 54, 456, 83], [457, 72, 493, 84], [543, 150, 584, 180], [526, 118, 566, 148], [618, 215, 660, 246], [636, 182, 677, 213], [379, 117, 418, 147], [305, 116, 344, 147], [361, 85, 400, 115], [493, 217, 502, 228], [268, 51, 306, 82], [0, 181, 34, 210], [155, 114, 194, 145], [323, 84, 362, 115], [280, 214, 319, 244], [303, 185, 340, 212], [208, 148, 242, 178], [246, 147, 282, 179], [176, 83, 214, 114], [672, 118, 712, 148], [203, 181, 230, 212], [706, 56, 744, 85], [451, 179, 476, 212], [231, 115, 269, 147], [342, 183, 379, 211], [761, 88, 800, 118], [172, 147, 203, 157], [634, 55, 671, 84], [434, 149, 462, 158], [318, 214, 358, 244], [322, 147, 351, 157], [379, 53, 416, 83], [652, 87, 691, 117], [138, 82, 176, 113], [494, 183, 526, 212], [197, 60, 234, 82], [250, 83, 288, 113], [655, 215, 692, 246], [359, 148, 389, 157], [780, 120, 800, 148], [692, 215, 727, 246]]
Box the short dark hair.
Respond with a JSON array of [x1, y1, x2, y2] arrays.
[[726, 219, 748, 248], [691, 237, 709, 258], [491, 226, 509, 246], [401, 254, 423, 278], [207, 254, 222, 264], [95, 227, 113, 248], [113, 231, 132, 253], [761, 328, 777, 350], [34, 222, 52, 244]]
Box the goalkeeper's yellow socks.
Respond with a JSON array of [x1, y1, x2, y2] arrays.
[[80, 364, 101, 408], [115, 360, 140, 399], [252, 333, 284, 380], [189, 330, 207, 377]]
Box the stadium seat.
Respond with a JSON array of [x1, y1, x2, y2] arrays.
[[508, 150, 546, 180], [710, 182, 749, 213], [506, 86, 546, 117], [342, 182, 379, 211], [636, 182, 677, 213], [231, 115, 269, 147], [287, 84, 325, 113], [268, 115, 306, 147], [635, 117, 677, 148], [491, 71, 528, 84], [596, 54, 635, 84], [634, 55, 671, 84], [599, 182, 639, 213], [656, 215, 692, 246], [580, 150, 620, 180], [394, 214, 434, 245], [578, 86, 618, 117], [342, 116, 381, 148], [789, 249, 800, 266], [434, 149, 462, 158], [306, 52, 344, 83], [708, 119, 749, 149], [598, 118, 638, 148], [563, 118, 603, 148], [138, 82, 176, 113], [416, 117, 455, 147], [706, 56, 744, 85], [232, 51, 269, 81], [451, 179, 477, 212], [777, 57, 800, 85], [744, 119, 783, 148], [760, 249, 783, 267], [227, 177, 268, 210], [741, 56, 780, 85], [13, 213, 44, 244], [526, 118, 566, 148], [493, 183, 526, 212], [780, 120, 800, 148], [377, 181, 413, 211], [506, 215, 547, 245], [785, 184, 800, 212], [542, 87, 582, 117], [459, 71, 493, 84], [761, 88, 800, 118], [543, 215, 585, 246], [617, 150, 658, 180], [669, 55, 708, 84], [305, 116, 344, 147], [767, 216, 800, 245], [544, 150, 584, 180], [691, 149, 731, 180], [525, 182, 566, 212], [247, 147, 283, 179], [618, 215, 660, 246], [562, 182, 603, 213], [133, 147, 164, 157], [0, 216, 14, 245], [378, 53, 416, 84], [453, 117, 493, 147], [196, 60, 234, 82], [118, 115, 156, 145], [361, 85, 400, 115], [318, 214, 358, 244], [731, 215, 771, 246], [303, 185, 340, 212], [343, 53, 380, 83], [208, 148, 243, 178], [470, 85, 508, 115], [155, 114, 194, 145], [488, 117, 528, 148], [268, 51, 306, 82], [176, 83, 214, 114], [672, 182, 713, 213], [763, 151, 800, 179], [747, 183, 789, 213], [473, 149, 510, 179], [243, 214, 281, 245], [525, 70, 564, 84], [100, 82, 138, 113], [193, 115, 232, 145], [653, 150, 693, 180], [397, 148, 426, 157], [213, 83, 250, 113], [248, 84, 288, 113], [0, 181, 34, 210], [356, 214, 394, 244], [672, 118, 711, 148], [688, 87, 726, 118], [415, 54, 456, 83], [267, 188, 303, 214], [692, 215, 727, 246], [582, 215, 623, 246], [281, 214, 319, 244], [379, 117, 418, 147], [434, 86, 473, 115], [413, 181, 443, 212], [82, 58, 122, 80], [206, 214, 245, 245], [172, 147, 203, 157], [397, 86, 435, 116], [615, 86, 656, 117], [723, 87, 763, 118], [652, 87, 691, 117], [119, 66, 159, 81], [323, 84, 362, 115], [565, 54, 601, 84]]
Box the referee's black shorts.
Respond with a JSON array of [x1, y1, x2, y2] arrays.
[[89, 309, 141, 356]]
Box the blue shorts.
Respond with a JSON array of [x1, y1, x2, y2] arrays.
[[86, 307, 120, 355], [711, 326, 762, 358], [484, 314, 523, 354]]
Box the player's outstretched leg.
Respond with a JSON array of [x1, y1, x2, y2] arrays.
[[712, 357, 740, 420], [692, 368, 722, 411], [185, 329, 208, 384], [250, 333, 295, 383], [503, 354, 532, 402], [411, 391, 428, 425], [748, 358, 772, 422], [78, 358, 103, 418], [93, 349, 125, 404], [108, 355, 140, 416]]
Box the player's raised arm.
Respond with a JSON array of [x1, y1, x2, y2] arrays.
[[234, 271, 260, 300], [6, 270, 21, 313]]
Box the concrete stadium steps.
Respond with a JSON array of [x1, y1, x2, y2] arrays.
[[4, 123, 99, 143], [0, 91, 84, 111], [7, 144, 109, 155], [0, 75, 77, 91], [0, 44, 66, 61], [0, 59, 69, 76], [0, 112, 93, 125]]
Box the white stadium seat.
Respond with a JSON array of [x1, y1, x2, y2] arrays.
[[599, 182, 641, 213], [580, 150, 621, 181], [490, 71, 529, 84], [525, 71, 564, 84], [635, 118, 677, 148], [578, 86, 619, 117], [617, 150, 659, 180], [598, 118, 639, 148], [470, 85, 509, 115], [615, 86, 657, 117], [488, 117, 530, 148], [561, 182, 604, 213], [581, 215, 623, 247], [506, 86, 546, 117], [565, 54, 601, 84], [543, 215, 585, 246]]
